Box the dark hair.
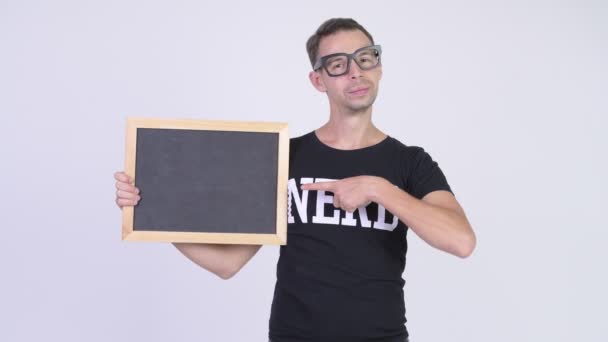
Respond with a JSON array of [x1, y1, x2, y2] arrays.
[[306, 18, 375, 69]]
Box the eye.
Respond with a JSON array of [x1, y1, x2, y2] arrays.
[[326, 59, 345, 70]]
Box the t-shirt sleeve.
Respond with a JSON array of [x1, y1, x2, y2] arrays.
[[406, 146, 453, 200]]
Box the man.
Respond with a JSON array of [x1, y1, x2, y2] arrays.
[[114, 18, 475, 342]]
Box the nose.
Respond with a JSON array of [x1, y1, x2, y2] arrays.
[[347, 58, 363, 79]]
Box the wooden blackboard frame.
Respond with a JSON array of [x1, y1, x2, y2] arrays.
[[121, 117, 289, 245]]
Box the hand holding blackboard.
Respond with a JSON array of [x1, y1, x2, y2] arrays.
[[114, 171, 140, 208]]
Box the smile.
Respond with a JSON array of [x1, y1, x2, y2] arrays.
[[348, 87, 369, 96]]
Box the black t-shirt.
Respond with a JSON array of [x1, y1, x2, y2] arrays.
[[269, 131, 453, 342]]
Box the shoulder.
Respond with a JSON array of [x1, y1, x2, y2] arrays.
[[289, 131, 312, 154], [389, 137, 452, 194], [289, 133, 308, 145], [388, 136, 429, 162]]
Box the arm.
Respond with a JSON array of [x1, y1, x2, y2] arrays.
[[302, 176, 476, 258], [172, 243, 262, 280], [371, 181, 476, 258]]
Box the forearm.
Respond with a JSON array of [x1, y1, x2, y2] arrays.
[[172, 243, 261, 279], [371, 180, 475, 258]]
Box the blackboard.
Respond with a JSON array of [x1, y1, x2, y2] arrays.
[[121, 118, 289, 245]]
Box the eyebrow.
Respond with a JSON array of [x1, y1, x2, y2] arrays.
[[323, 46, 372, 57], [326, 55, 346, 63]]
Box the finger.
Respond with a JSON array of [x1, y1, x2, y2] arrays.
[[114, 171, 133, 184], [301, 181, 336, 191], [116, 197, 138, 207], [116, 198, 138, 208], [333, 195, 341, 209], [339, 198, 355, 212], [116, 189, 141, 201], [115, 181, 140, 194]]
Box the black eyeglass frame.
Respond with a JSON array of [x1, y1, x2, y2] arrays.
[[312, 44, 382, 77]]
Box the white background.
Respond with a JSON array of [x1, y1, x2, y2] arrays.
[[1, 0, 606, 341]]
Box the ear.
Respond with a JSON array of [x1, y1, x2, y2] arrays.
[[309, 70, 327, 92]]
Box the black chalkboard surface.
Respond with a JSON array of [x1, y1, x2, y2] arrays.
[[121, 118, 289, 245]]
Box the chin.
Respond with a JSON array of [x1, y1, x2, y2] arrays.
[[346, 97, 377, 112], [346, 104, 372, 113]]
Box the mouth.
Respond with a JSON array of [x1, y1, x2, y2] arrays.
[[348, 87, 370, 96]]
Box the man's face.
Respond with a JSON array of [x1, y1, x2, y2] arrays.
[[310, 29, 383, 114]]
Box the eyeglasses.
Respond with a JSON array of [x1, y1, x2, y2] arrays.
[[313, 45, 382, 77]]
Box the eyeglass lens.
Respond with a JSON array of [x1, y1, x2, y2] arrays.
[[324, 47, 380, 76]]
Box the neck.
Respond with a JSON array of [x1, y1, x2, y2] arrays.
[[315, 106, 386, 150]]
